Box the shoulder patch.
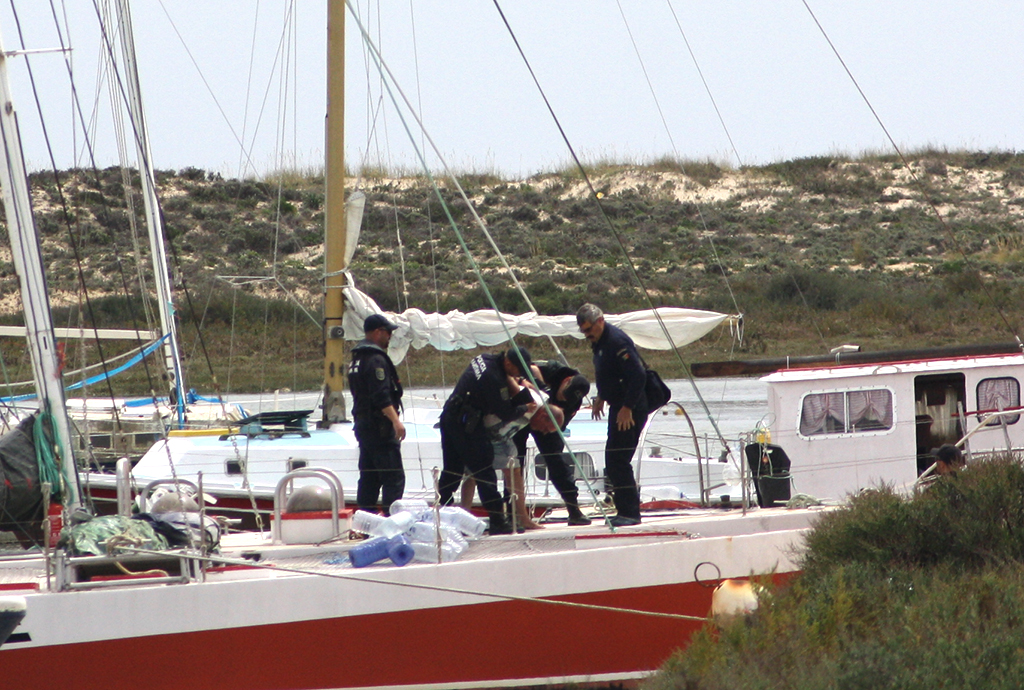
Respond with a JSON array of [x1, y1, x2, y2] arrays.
[[375, 367, 386, 381], [617, 348, 630, 360]]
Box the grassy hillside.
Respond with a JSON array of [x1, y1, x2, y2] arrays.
[[1, 150, 1023, 393]]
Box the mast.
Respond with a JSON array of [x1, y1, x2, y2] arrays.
[[0, 28, 80, 510], [113, 0, 187, 427], [321, 0, 348, 426]]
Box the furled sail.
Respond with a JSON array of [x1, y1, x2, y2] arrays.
[[343, 286, 736, 364]]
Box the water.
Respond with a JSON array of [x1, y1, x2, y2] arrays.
[[225, 376, 769, 443]]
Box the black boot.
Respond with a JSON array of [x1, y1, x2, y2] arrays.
[[566, 504, 592, 526], [488, 512, 514, 535]]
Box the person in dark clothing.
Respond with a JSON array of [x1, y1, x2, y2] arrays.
[[348, 313, 406, 515], [512, 361, 593, 525], [437, 347, 536, 535], [577, 303, 647, 527]]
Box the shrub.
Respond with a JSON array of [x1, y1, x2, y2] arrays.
[[647, 456, 1024, 690]]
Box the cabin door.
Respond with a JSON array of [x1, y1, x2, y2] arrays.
[[913, 373, 966, 474]]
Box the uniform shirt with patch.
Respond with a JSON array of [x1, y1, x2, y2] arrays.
[[591, 322, 646, 410], [348, 340, 402, 418], [447, 353, 527, 424]]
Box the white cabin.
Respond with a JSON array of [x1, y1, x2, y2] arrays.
[[760, 353, 1024, 501]]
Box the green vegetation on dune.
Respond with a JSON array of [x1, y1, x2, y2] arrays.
[[645, 456, 1024, 690], [0, 150, 1023, 392]]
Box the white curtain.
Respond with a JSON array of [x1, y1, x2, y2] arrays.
[[848, 389, 893, 431], [977, 377, 1020, 424], [800, 392, 845, 436]]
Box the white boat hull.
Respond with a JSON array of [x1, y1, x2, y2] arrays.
[[0, 509, 813, 689]]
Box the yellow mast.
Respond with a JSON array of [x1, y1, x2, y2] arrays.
[[322, 0, 347, 425]]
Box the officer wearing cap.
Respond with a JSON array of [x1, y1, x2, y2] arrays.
[[512, 361, 592, 525], [577, 303, 647, 527], [348, 313, 405, 515], [437, 347, 536, 535]]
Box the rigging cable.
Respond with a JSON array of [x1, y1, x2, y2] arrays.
[[800, 0, 1023, 348], [7, 0, 131, 438], [492, 0, 740, 463], [346, 2, 612, 523], [120, 544, 708, 622]]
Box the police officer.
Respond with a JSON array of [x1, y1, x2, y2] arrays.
[[437, 347, 535, 535], [577, 303, 646, 527], [512, 361, 592, 525], [348, 313, 406, 515]]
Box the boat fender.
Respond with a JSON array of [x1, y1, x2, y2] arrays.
[[711, 579, 758, 622], [286, 485, 333, 513]]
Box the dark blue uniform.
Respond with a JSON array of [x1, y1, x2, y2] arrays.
[[438, 354, 530, 528], [591, 323, 648, 520], [512, 360, 585, 512], [348, 340, 404, 513]]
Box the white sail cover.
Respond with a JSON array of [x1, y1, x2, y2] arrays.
[[343, 286, 734, 364]]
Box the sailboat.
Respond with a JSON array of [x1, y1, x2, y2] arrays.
[[0, 4, 820, 688], [0, 5, 248, 470], [77, 8, 742, 521]]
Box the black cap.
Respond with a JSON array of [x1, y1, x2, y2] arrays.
[[506, 347, 532, 377], [562, 374, 590, 404], [363, 313, 398, 333]]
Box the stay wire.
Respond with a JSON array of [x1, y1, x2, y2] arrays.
[[659, 0, 742, 318], [801, 0, 1022, 348], [8, 1, 130, 426], [120, 545, 707, 623], [616, 1, 740, 320], [493, 0, 739, 462], [347, 2, 613, 528], [664, 0, 741, 168], [348, 3, 570, 364]]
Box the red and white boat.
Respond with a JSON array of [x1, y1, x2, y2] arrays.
[[0, 506, 813, 690]]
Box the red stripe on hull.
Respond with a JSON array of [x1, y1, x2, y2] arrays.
[[2, 581, 714, 690]]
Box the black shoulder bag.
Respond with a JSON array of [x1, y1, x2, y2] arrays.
[[638, 354, 671, 409]]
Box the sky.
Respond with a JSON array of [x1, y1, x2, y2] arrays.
[[0, 1, 1020, 180]]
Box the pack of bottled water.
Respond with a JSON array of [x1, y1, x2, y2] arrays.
[[347, 504, 486, 566]]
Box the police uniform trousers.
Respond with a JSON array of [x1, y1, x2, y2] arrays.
[[604, 404, 649, 520], [437, 412, 504, 516], [354, 417, 405, 514]]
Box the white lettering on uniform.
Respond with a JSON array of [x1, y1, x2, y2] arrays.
[[471, 355, 486, 380]]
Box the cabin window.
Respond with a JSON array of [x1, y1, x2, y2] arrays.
[[799, 389, 893, 436], [977, 377, 1020, 425]]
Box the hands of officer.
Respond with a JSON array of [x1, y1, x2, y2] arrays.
[[392, 418, 407, 441], [525, 402, 538, 416], [592, 397, 605, 420], [616, 406, 635, 431]]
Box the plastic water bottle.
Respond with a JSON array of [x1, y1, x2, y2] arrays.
[[390, 498, 430, 519], [386, 535, 415, 567], [410, 541, 460, 563], [438, 506, 486, 538], [407, 520, 441, 544], [350, 510, 385, 536], [375, 510, 416, 538], [408, 521, 468, 551]]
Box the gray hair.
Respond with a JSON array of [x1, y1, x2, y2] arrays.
[[576, 303, 603, 326]]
